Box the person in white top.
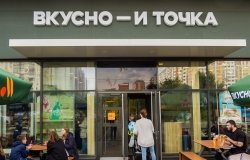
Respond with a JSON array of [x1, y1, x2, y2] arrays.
[[134, 108, 156, 160]]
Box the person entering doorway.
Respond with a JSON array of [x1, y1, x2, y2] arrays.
[[134, 108, 156, 160]]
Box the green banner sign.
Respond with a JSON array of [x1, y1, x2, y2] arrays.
[[228, 75, 250, 107], [0, 68, 32, 105]]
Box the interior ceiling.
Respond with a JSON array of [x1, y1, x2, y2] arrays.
[[9, 39, 246, 58]]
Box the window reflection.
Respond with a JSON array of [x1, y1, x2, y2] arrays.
[[158, 61, 206, 89], [97, 68, 157, 91], [0, 92, 38, 154], [0, 62, 40, 155], [43, 62, 95, 90], [0, 62, 40, 91], [208, 61, 250, 89], [36, 92, 95, 155], [161, 91, 193, 153]]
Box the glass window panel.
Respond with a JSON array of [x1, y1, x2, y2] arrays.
[[208, 90, 250, 146], [200, 91, 209, 140], [161, 90, 208, 154], [0, 62, 41, 91], [208, 61, 250, 89], [161, 91, 192, 154], [97, 68, 157, 91], [0, 91, 38, 154], [0, 62, 40, 154], [43, 62, 95, 90], [35, 91, 95, 155], [158, 61, 206, 89]]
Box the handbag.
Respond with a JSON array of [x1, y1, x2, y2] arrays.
[[129, 135, 135, 147]]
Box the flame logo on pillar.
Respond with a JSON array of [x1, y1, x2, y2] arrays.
[[0, 77, 14, 97]]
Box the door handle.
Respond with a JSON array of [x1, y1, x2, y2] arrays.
[[154, 131, 160, 140]]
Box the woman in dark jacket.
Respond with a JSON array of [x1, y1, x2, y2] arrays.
[[62, 128, 79, 160], [9, 135, 31, 160], [45, 131, 67, 160]]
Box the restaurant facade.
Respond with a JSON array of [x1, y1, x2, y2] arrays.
[[0, 0, 250, 159]]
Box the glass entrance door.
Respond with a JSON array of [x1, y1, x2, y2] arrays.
[[127, 92, 161, 160], [97, 92, 161, 159], [97, 93, 127, 158]]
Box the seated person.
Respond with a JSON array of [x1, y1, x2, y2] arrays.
[[225, 120, 247, 154], [61, 128, 79, 160], [9, 135, 32, 160], [215, 120, 247, 160], [0, 143, 6, 160], [44, 131, 68, 160]]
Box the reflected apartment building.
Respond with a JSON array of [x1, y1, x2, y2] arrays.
[[159, 61, 250, 89], [0, 63, 40, 90]]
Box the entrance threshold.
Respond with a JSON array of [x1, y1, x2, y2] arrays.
[[100, 157, 128, 160]]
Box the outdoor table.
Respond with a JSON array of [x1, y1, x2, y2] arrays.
[[194, 140, 234, 160], [28, 144, 47, 159], [30, 144, 47, 151], [29, 145, 74, 160]]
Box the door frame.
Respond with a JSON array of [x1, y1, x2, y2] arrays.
[[96, 91, 162, 159], [97, 92, 128, 159]]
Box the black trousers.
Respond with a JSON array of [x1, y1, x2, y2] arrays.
[[110, 127, 117, 140], [215, 150, 231, 160]]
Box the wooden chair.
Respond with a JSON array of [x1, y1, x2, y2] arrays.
[[179, 151, 206, 160]]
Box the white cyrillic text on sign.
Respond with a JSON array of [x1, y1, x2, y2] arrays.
[[33, 11, 218, 27]]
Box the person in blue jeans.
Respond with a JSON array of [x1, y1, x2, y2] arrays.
[[134, 108, 156, 160]]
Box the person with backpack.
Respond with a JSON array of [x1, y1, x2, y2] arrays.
[[134, 108, 156, 160]]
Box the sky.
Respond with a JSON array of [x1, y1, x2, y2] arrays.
[[97, 68, 157, 90]]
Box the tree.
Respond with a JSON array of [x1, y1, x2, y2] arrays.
[[199, 71, 224, 89], [146, 77, 157, 89], [160, 77, 190, 89]]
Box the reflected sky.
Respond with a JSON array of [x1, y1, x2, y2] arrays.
[[97, 68, 157, 90], [82, 67, 95, 90]]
